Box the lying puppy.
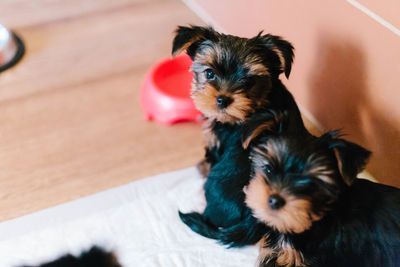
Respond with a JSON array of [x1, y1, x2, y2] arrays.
[[172, 26, 309, 246], [245, 116, 400, 267]]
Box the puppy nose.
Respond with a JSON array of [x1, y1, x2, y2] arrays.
[[268, 194, 286, 210], [216, 95, 233, 109]]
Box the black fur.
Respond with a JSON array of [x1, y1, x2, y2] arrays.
[[21, 246, 121, 267], [246, 121, 400, 267], [294, 179, 400, 267], [179, 107, 308, 247]]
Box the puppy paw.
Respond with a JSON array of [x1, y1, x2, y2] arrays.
[[178, 211, 219, 239]]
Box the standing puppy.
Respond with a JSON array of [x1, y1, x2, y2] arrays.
[[245, 118, 400, 267], [172, 26, 309, 246]]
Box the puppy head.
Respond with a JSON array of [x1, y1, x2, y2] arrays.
[[245, 131, 370, 234], [172, 25, 294, 123]]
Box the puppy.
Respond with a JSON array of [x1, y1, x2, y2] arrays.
[[172, 25, 302, 175], [172, 26, 309, 246], [245, 117, 400, 267]]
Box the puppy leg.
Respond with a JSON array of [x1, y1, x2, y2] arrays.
[[217, 212, 267, 247], [196, 145, 220, 177], [196, 120, 221, 177], [178, 211, 220, 239], [257, 238, 278, 267]]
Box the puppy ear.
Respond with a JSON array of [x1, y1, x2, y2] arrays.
[[242, 111, 283, 149], [172, 25, 216, 59], [327, 131, 371, 186], [257, 33, 294, 78]]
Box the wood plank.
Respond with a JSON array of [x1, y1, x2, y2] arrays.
[[1, 0, 203, 102], [0, 69, 204, 222], [0, 0, 205, 221], [0, 0, 152, 28]]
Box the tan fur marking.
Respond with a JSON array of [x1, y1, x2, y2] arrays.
[[246, 62, 270, 76], [243, 113, 281, 149], [333, 148, 353, 186], [244, 174, 272, 221], [257, 235, 306, 267], [202, 119, 219, 148], [197, 119, 218, 178], [172, 35, 202, 57], [243, 121, 275, 149], [267, 194, 316, 234], [192, 83, 254, 123], [196, 159, 210, 177], [195, 51, 214, 66], [264, 139, 286, 163], [194, 44, 222, 65], [271, 46, 286, 72], [223, 93, 254, 122], [276, 240, 306, 267], [257, 236, 275, 267], [306, 154, 335, 184], [253, 147, 268, 157], [243, 55, 270, 76], [307, 165, 335, 184], [252, 147, 271, 167], [245, 174, 321, 234], [110, 252, 123, 267], [191, 83, 219, 118], [257, 248, 275, 267]]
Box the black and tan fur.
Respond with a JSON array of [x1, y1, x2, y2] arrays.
[[172, 25, 310, 246], [245, 115, 400, 267]]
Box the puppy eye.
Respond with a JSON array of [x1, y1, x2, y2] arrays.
[[205, 69, 216, 80], [263, 163, 273, 174]]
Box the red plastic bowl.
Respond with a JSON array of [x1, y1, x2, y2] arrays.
[[140, 54, 202, 125]]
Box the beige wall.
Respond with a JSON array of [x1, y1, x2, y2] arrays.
[[183, 0, 400, 186]]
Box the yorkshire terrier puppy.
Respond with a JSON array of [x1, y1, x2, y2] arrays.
[[172, 25, 309, 245], [172, 25, 302, 175], [244, 115, 400, 267]]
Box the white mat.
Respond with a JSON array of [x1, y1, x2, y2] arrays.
[[0, 167, 258, 267]]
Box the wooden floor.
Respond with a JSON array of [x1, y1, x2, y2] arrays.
[[0, 0, 323, 223], [0, 0, 205, 222]]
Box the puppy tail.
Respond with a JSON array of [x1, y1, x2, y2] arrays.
[[178, 211, 220, 239]]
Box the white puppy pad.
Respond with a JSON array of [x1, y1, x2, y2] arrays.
[[0, 167, 258, 267]]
